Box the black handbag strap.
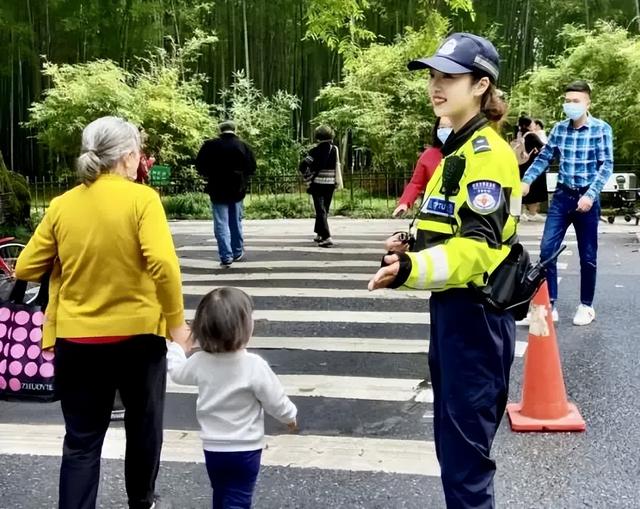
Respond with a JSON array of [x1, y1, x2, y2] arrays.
[[8, 274, 50, 308], [8, 280, 27, 304]]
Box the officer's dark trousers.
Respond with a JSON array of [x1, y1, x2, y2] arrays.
[[429, 289, 516, 509], [55, 335, 167, 509]]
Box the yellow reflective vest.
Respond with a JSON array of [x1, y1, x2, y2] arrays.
[[395, 124, 521, 291]]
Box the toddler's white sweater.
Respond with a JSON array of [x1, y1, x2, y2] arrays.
[[167, 342, 297, 452]]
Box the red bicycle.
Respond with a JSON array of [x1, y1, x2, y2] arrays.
[[0, 237, 39, 303]]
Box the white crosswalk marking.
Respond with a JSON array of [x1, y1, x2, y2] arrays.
[[179, 244, 575, 255], [0, 424, 440, 477], [179, 245, 392, 255], [194, 237, 577, 247], [180, 258, 381, 269], [1, 219, 573, 489], [248, 336, 529, 357], [182, 272, 373, 282], [185, 308, 431, 324], [182, 285, 427, 299], [167, 375, 432, 402]]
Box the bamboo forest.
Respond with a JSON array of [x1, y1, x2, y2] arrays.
[[0, 0, 639, 222]]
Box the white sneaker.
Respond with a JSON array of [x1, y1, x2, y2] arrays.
[[516, 307, 558, 326], [528, 213, 547, 223], [573, 304, 595, 326]]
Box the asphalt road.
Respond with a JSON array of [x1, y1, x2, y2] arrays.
[[1, 218, 638, 509]]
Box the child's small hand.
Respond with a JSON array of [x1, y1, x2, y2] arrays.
[[287, 420, 299, 433], [169, 322, 193, 352]]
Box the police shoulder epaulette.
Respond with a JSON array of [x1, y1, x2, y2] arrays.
[[471, 136, 491, 154]]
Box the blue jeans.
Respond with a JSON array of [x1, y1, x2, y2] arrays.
[[540, 185, 600, 306], [212, 201, 244, 263], [204, 449, 262, 509]]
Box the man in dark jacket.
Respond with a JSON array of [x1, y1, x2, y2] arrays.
[[196, 121, 256, 267]]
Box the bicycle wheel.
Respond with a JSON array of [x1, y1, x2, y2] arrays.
[[0, 242, 40, 304]]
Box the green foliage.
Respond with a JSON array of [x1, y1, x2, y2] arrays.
[[170, 165, 206, 194], [305, 0, 377, 57], [161, 192, 211, 219], [0, 151, 31, 233], [244, 195, 314, 219], [24, 33, 217, 174], [305, 0, 474, 59], [510, 22, 640, 162], [314, 16, 448, 172], [133, 33, 217, 166], [217, 74, 304, 180], [25, 60, 137, 157], [161, 190, 396, 220]]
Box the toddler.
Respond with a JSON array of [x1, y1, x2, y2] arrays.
[[167, 287, 297, 508]]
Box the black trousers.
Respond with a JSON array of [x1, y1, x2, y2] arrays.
[[54, 335, 167, 509], [310, 183, 334, 240], [429, 289, 515, 509]]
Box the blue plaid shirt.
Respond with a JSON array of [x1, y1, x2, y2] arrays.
[[522, 115, 614, 202]]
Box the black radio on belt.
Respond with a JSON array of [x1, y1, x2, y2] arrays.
[[440, 155, 466, 199]]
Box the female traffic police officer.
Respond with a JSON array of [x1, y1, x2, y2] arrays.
[[369, 33, 521, 508]]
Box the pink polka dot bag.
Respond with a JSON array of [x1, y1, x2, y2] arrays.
[[0, 278, 56, 402]]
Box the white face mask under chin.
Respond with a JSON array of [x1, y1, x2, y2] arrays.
[[437, 127, 453, 145]]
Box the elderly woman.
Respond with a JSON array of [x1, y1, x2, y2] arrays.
[[16, 116, 190, 509]]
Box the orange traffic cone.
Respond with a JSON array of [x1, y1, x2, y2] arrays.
[[507, 281, 586, 431]]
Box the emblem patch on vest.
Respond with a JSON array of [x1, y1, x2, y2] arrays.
[[472, 136, 491, 153], [467, 180, 502, 215]]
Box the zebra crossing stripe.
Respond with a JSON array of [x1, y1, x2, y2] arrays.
[[185, 309, 430, 324], [261, 433, 439, 476], [182, 285, 427, 300], [194, 237, 577, 247], [181, 258, 567, 271], [0, 424, 440, 477], [247, 336, 529, 358], [182, 272, 373, 282], [249, 336, 430, 353], [178, 245, 389, 255], [180, 258, 380, 269], [167, 374, 432, 403], [178, 245, 575, 256]]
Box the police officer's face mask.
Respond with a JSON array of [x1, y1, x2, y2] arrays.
[[437, 127, 453, 144]]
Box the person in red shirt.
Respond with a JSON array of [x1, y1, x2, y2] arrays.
[[393, 116, 452, 217], [136, 153, 155, 184]]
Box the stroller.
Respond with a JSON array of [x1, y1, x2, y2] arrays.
[[606, 175, 640, 225]]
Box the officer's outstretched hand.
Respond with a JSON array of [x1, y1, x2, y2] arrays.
[[384, 233, 410, 253], [368, 254, 400, 291]]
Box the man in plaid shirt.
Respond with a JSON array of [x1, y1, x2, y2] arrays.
[[522, 80, 613, 326]]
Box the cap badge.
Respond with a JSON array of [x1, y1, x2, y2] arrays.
[[438, 39, 457, 56]]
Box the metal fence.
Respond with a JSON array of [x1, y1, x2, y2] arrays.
[[26, 167, 417, 213], [25, 163, 640, 213]]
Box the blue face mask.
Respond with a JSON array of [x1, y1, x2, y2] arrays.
[[563, 102, 587, 121], [437, 127, 453, 145]]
